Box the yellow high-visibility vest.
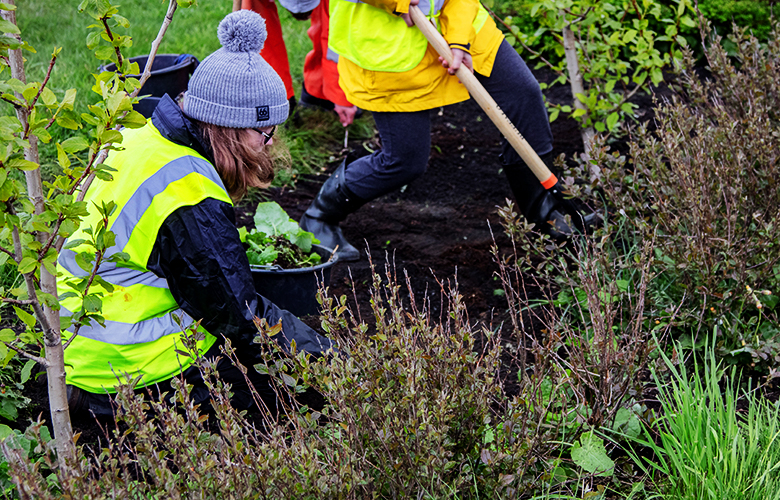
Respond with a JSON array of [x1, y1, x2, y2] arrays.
[[329, 0, 488, 73], [58, 123, 230, 393]]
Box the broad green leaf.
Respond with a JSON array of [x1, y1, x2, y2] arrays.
[[612, 407, 641, 439], [571, 431, 614, 476], [20, 359, 35, 383], [56, 144, 71, 169], [0, 329, 15, 343], [7, 158, 39, 171], [60, 88, 77, 110], [17, 256, 37, 274], [0, 18, 20, 35], [253, 202, 293, 237], [40, 86, 57, 106], [56, 115, 80, 130], [120, 110, 146, 128], [83, 294, 102, 313], [99, 129, 123, 144], [61, 136, 90, 153], [606, 112, 619, 131], [13, 307, 36, 329]]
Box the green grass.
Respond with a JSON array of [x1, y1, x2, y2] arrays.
[[16, 1, 313, 110], [628, 341, 780, 499], [11, 1, 368, 183]]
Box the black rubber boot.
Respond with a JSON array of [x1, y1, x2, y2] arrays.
[[299, 160, 365, 262], [503, 153, 599, 239]]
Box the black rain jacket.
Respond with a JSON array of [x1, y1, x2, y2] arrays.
[[145, 96, 334, 363]]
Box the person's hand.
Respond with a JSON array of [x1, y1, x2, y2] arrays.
[[439, 48, 473, 75], [400, 0, 419, 27], [334, 104, 358, 127]]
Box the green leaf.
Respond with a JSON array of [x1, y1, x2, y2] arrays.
[[20, 359, 35, 383], [56, 144, 71, 169], [13, 307, 36, 329], [99, 129, 123, 144], [7, 158, 39, 171], [0, 18, 20, 35], [120, 110, 146, 128], [571, 431, 614, 476], [253, 202, 294, 237], [61, 136, 90, 153], [56, 115, 80, 130], [17, 256, 37, 274], [612, 407, 641, 440], [83, 294, 102, 313], [623, 29, 637, 44], [40, 86, 57, 106], [606, 112, 620, 131], [0, 329, 15, 343]]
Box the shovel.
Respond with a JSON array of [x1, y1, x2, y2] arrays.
[[409, 5, 596, 233]]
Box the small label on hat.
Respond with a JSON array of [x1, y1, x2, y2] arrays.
[[256, 106, 270, 121]]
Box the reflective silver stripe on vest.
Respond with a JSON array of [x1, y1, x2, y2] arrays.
[[59, 155, 226, 288], [61, 305, 195, 345], [341, 0, 444, 15], [326, 48, 340, 63]]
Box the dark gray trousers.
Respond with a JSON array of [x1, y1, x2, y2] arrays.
[[344, 40, 553, 200]]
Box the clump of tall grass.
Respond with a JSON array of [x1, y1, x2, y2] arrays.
[[628, 340, 780, 499]]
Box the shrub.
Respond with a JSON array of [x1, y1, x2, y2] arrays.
[[577, 20, 780, 370], [0, 256, 653, 498]]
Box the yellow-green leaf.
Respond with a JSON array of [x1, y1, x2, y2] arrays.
[[7, 158, 39, 171], [17, 256, 37, 274]]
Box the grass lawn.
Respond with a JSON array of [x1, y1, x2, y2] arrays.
[[12, 0, 365, 183], [16, 0, 311, 109]]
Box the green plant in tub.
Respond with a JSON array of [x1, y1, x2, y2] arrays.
[[239, 202, 323, 269]]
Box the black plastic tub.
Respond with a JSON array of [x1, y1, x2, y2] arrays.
[[100, 54, 199, 117], [250, 245, 337, 317]]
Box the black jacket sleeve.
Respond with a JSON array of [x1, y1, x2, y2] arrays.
[[147, 198, 334, 363]]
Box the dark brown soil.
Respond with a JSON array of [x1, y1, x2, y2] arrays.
[[18, 68, 660, 446]]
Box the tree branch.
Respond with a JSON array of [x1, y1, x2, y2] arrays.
[[0, 242, 15, 258], [2, 343, 46, 366], [100, 17, 124, 71], [1, 298, 36, 306], [79, 0, 179, 200], [26, 55, 56, 113]]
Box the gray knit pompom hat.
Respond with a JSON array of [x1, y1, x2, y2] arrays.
[[183, 10, 288, 128]]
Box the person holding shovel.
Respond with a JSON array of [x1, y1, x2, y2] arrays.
[[300, 0, 598, 261], [59, 10, 333, 416]]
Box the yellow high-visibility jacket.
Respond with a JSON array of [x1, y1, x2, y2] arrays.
[[58, 122, 228, 393], [329, 0, 504, 111]]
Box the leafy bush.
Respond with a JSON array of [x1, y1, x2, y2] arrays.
[[0, 257, 653, 498], [238, 201, 322, 268], [576, 21, 780, 370]]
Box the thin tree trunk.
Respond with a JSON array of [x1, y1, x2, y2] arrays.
[[2, 0, 76, 469], [562, 19, 595, 156]]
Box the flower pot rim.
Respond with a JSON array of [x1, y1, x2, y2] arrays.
[[249, 244, 338, 275]]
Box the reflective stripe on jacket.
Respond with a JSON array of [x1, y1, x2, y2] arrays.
[[58, 122, 230, 393]]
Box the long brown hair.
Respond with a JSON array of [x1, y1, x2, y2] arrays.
[[196, 122, 276, 201]]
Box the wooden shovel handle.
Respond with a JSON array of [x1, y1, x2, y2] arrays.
[[409, 5, 556, 187]]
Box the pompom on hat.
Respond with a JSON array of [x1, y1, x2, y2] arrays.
[[183, 10, 288, 128]]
